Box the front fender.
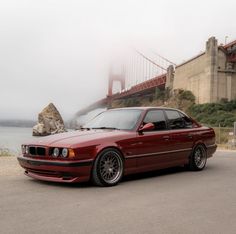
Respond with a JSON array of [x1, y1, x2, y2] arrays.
[[95, 142, 123, 157]]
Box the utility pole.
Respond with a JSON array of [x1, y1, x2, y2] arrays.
[[234, 122, 236, 136], [219, 123, 221, 144]]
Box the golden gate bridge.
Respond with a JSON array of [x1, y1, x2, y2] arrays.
[[76, 48, 175, 117]]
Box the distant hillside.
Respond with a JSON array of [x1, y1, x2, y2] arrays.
[[111, 88, 195, 113], [0, 119, 36, 128], [111, 88, 236, 127]]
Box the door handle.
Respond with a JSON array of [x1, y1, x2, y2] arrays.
[[162, 135, 170, 140], [187, 134, 193, 139]]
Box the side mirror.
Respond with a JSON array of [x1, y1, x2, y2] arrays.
[[138, 123, 155, 132]]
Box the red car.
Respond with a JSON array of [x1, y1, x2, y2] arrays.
[[17, 107, 217, 186]]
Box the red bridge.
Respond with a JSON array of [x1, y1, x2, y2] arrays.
[[75, 49, 174, 116], [110, 73, 166, 100]]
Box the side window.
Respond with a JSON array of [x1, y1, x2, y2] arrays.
[[179, 112, 193, 128], [165, 110, 185, 129], [143, 110, 167, 131]]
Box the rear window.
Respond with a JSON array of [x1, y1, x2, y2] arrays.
[[165, 110, 193, 129]]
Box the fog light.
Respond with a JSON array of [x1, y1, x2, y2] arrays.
[[53, 148, 60, 157], [62, 148, 68, 158]]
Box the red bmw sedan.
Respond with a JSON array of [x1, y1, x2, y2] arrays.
[[17, 107, 217, 186]]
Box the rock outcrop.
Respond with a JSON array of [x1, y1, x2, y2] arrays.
[[33, 103, 67, 136]]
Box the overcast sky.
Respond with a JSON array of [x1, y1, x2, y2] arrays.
[[0, 0, 235, 121]]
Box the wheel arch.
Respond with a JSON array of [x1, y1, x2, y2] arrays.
[[193, 141, 207, 151], [95, 145, 125, 161], [90, 145, 125, 177], [90, 145, 125, 186], [188, 141, 207, 160]]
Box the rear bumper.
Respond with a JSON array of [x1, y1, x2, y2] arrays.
[[17, 156, 93, 183], [206, 144, 217, 158]]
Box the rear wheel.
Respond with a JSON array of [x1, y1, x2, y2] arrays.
[[189, 145, 207, 171], [92, 148, 124, 186]]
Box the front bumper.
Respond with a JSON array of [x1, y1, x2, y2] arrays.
[[17, 156, 93, 183]]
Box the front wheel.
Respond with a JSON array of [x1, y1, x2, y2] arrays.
[[92, 148, 124, 186], [189, 145, 207, 171]]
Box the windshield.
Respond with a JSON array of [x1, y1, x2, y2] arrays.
[[83, 109, 142, 130]]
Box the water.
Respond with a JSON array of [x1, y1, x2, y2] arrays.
[[0, 126, 34, 155], [0, 127, 74, 155]]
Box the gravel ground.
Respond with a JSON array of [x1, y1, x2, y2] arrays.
[[0, 156, 22, 176], [0, 151, 236, 234]]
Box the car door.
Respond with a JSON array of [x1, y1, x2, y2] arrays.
[[133, 110, 172, 171], [164, 110, 195, 165]]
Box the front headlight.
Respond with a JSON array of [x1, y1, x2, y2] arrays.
[[25, 145, 29, 155], [21, 145, 26, 154], [62, 148, 68, 158], [53, 148, 60, 157]]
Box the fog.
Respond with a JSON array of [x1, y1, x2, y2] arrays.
[[0, 0, 235, 121]]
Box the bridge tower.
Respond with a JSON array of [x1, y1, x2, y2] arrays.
[[108, 68, 125, 97]]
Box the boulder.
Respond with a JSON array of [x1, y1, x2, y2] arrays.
[[32, 103, 67, 136]]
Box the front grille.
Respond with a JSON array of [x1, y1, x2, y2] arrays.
[[29, 146, 46, 156], [29, 147, 36, 155], [37, 147, 46, 156]]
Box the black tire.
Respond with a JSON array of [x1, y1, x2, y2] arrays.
[[189, 144, 207, 171], [92, 148, 124, 187]]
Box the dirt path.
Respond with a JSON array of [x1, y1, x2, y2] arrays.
[[0, 157, 22, 176]]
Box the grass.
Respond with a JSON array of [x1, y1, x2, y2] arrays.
[[0, 148, 13, 157]]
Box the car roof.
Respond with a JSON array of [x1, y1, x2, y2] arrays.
[[109, 106, 182, 111], [107, 106, 193, 120]]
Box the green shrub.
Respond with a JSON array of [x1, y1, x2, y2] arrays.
[[179, 90, 195, 103], [123, 98, 141, 107], [149, 95, 153, 103], [188, 99, 236, 127]]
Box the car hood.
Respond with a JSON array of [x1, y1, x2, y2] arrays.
[[24, 129, 131, 147]]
